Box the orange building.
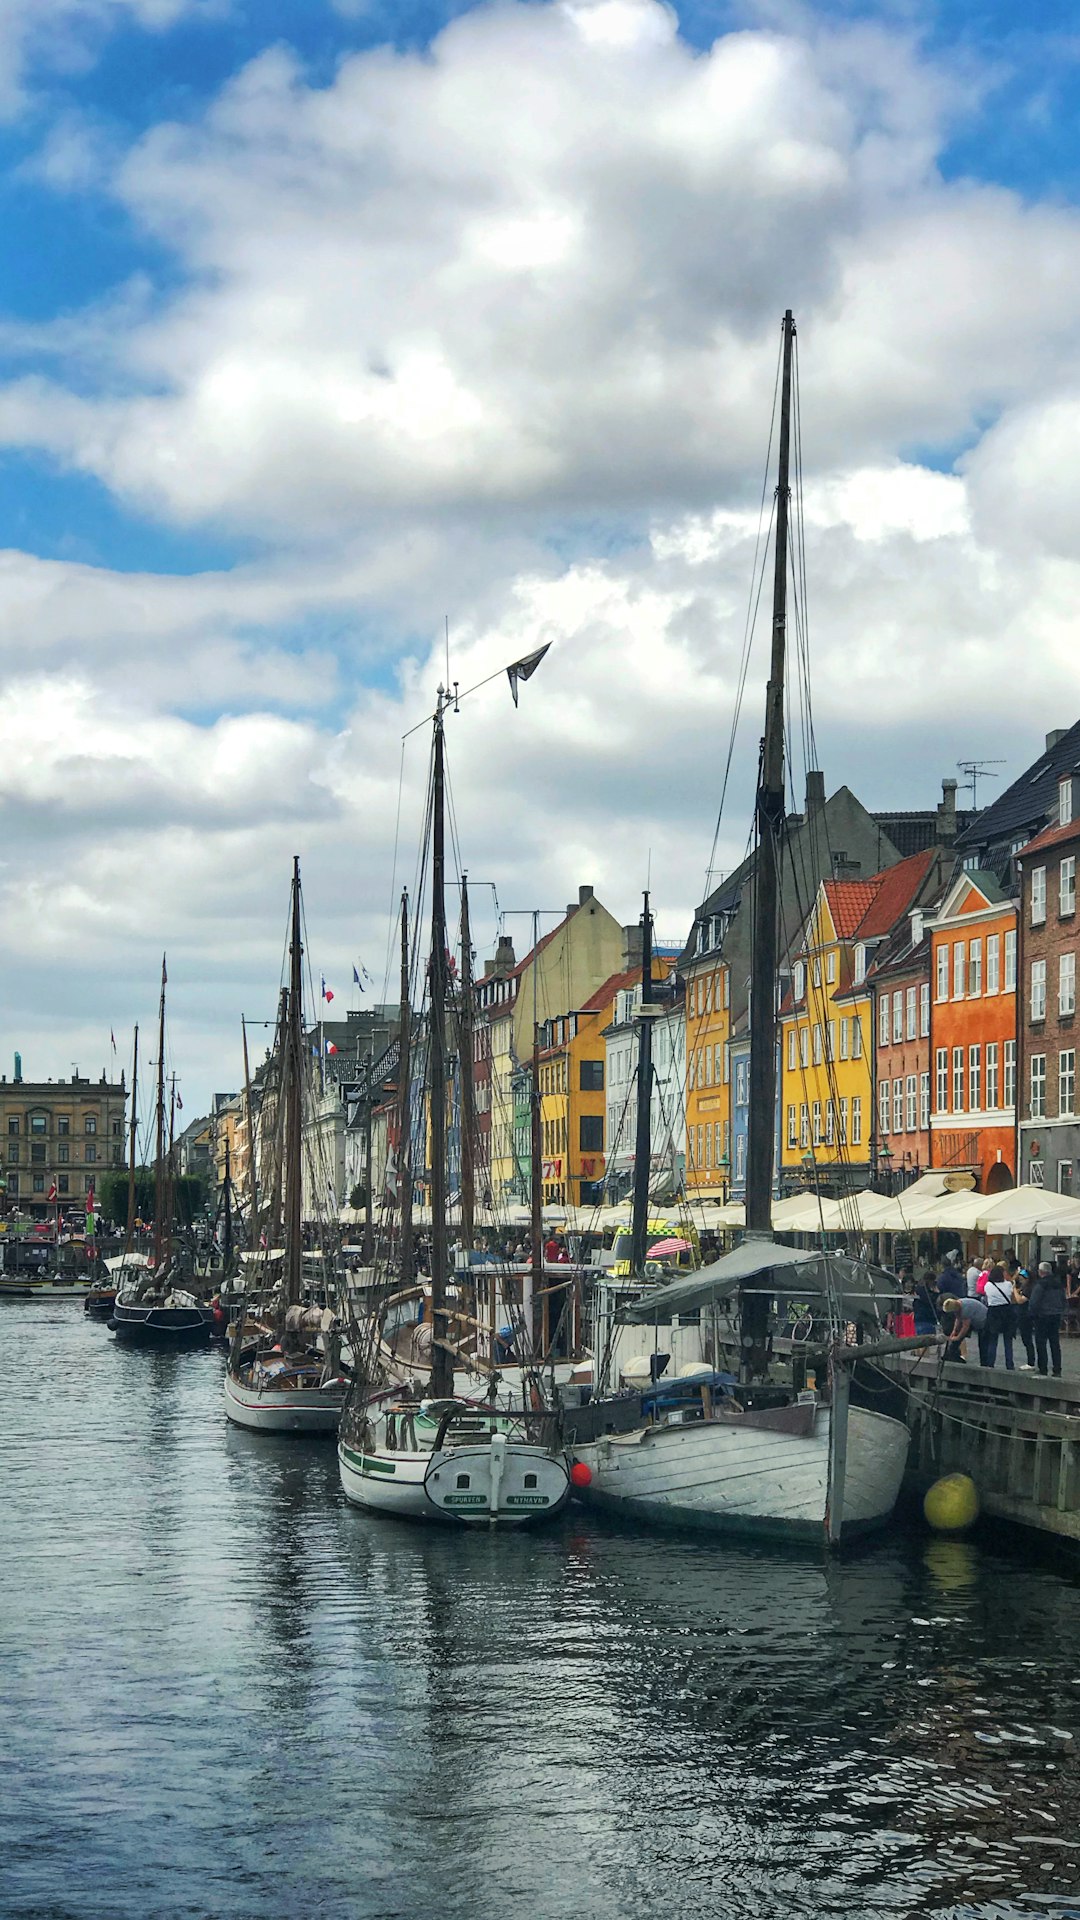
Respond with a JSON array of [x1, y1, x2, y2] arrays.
[[928, 870, 1018, 1192], [538, 965, 654, 1206]]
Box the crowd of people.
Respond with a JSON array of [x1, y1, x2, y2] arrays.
[[910, 1249, 1080, 1377]]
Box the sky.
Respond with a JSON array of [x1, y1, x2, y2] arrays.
[[2, 0, 1080, 1118]]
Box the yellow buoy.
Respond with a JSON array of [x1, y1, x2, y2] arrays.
[[923, 1473, 980, 1534]]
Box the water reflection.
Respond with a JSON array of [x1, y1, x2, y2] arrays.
[[2, 1301, 1080, 1920]]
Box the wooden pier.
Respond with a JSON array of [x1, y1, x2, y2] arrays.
[[904, 1357, 1080, 1545]]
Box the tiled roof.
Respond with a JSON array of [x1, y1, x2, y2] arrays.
[[579, 960, 672, 1014], [822, 879, 880, 938], [955, 720, 1080, 853], [855, 847, 939, 938], [1016, 817, 1080, 860]]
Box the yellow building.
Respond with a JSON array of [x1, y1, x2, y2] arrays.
[[683, 943, 731, 1198], [0, 1069, 126, 1219], [778, 851, 940, 1190], [537, 963, 645, 1206]]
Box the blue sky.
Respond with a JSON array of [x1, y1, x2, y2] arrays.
[[2, 0, 1080, 1107]]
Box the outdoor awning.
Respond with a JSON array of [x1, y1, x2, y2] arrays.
[[618, 1239, 899, 1327]]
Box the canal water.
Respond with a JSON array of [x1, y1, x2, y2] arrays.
[[3, 1301, 1080, 1920]]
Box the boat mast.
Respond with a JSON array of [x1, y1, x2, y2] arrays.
[[153, 954, 166, 1270], [746, 309, 794, 1237], [458, 874, 476, 1253], [396, 889, 413, 1288], [428, 695, 454, 1400], [284, 856, 304, 1308], [222, 1137, 233, 1277], [530, 909, 543, 1285], [241, 1016, 259, 1255], [630, 891, 654, 1275], [123, 1024, 139, 1258], [165, 1075, 177, 1265]]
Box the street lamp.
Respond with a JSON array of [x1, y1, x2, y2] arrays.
[[717, 1152, 730, 1205], [879, 1141, 893, 1194]]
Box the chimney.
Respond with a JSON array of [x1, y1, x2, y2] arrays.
[[805, 770, 825, 816], [621, 923, 643, 972], [487, 935, 515, 979], [1047, 729, 1067, 752], [936, 776, 958, 845]]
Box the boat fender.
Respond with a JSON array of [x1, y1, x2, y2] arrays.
[[569, 1461, 592, 1489]]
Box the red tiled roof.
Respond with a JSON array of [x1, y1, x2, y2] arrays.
[[1017, 817, 1080, 860], [854, 847, 938, 938], [579, 959, 672, 1014], [822, 879, 879, 938]]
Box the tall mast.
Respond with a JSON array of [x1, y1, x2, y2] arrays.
[[396, 889, 413, 1288], [428, 696, 454, 1400], [222, 1137, 233, 1277], [530, 911, 543, 1283], [241, 1016, 259, 1253], [153, 954, 166, 1269], [165, 1075, 177, 1261], [746, 308, 794, 1236], [458, 874, 476, 1252], [630, 891, 654, 1275], [123, 1024, 139, 1258], [284, 856, 304, 1307]]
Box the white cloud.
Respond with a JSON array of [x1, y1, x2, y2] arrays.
[[0, 0, 216, 117]]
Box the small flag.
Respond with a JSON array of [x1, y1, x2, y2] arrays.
[[86, 1182, 94, 1211], [353, 965, 362, 990], [326, 1041, 338, 1056], [507, 642, 550, 707], [176, 1091, 183, 1111], [321, 976, 334, 1003], [110, 1029, 116, 1051], [47, 1182, 57, 1202]]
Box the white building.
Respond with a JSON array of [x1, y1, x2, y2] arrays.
[[603, 975, 685, 1199]]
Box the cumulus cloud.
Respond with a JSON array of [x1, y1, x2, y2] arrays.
[[0, 0, 215, 117]]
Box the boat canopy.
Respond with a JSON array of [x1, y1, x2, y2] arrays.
[[104, 1251, 152, 1274], [618, 1239, 900, 1329]]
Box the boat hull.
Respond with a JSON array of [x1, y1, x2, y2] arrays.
[[109, 1301, 215, 1347], [338, 1433, 571, 1526], [570, 1404, 908, 1544], [224, 1366, 345, 1435]]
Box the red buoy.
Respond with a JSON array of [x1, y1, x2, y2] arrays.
[[569, 1460, 592, 1489]]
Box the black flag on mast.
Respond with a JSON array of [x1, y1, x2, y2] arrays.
[[507, 643, 550, 707]]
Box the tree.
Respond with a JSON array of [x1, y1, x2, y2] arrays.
[[98, 1168, 209, 1228], [349, 1182, 368, 1209]]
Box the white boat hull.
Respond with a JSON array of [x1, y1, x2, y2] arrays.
[[570, 1403, 908, 1544], [224, 1366, 345, 1435], [338, 1417, 571, 1527]]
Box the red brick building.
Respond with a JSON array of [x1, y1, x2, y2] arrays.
[[1016, 776, 1080, 1197]]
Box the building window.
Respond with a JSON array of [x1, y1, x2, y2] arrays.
[[579, 1060, 603, 1092], [722, 1043, 730, 1085], [952, 1047, 964, 1112], [7, 1174, 17, 1196], [800, 1104, 809, 1149], [1060, 1050, 1076, 1117], [986, 935, 1000, 994], [812, 1101, 822, 1146], [839, 1097, 849, 1144], [57, 1115, 70, 1135], [1061, 952, 1076, 1017], [32, 1175, 44, 1193], [30, 1114, 46, 1134], [787, 1106, 797, 1150], [1030, 1053, 1046, 1119], [969, 939, 982, 996], [812, 958, 821, 989], [953, 942, 966, 998], [1032, 867, 1046, 926], [852, 1019, 863, 1060], [1004, 930, 1017, 991], [919, 1072, 930, 1130], [704, 1047, 713, 1088], [839, 1019, 849, 1061], [793, 961, 805, 1001], [826, 951, 836, 984], [1031, 958, 1047, 1023], [7, 1143, 17, 1164], [879, 1082, 890, 1137], [813, 1025, 822, 1066], [579, 1115, 603, 1153], [85, 1145, 97, 1164], [1061, 857, 1076, 917], [906, 1075, 917, 1132], [1004, 1039, 1016, 1110], [851, 1097, 863, 1146], [787, 1029, 796, 1072], [936, 945, 949, 1001], [854, 945, 867, 985], [1061, 777, 1075, 827], [969, 1045, 981, 1111], [986, 1042, 999, 1109], [919, 983, 930, 1036], [879, 998, 890, 1047], [936, 1047, 948, 1112], [799, 1027, 809, 1069], [826, 1021, 835, 1063], [825, 1100, 834, 1145], [905, 986, 917, 1041], [892, 991, 903, 1044], [893, 1078, 903, 1134], [58, 1145, 69, 1164], [85, 1116, 97, 1135], [58, 1175, 69, 1196], [7, 1118, 18, 1135], [30, 1144, 46, 1164], [735, 1133, 745, 1180]]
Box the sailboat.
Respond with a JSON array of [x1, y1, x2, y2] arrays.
[[562, 312, 923, 1546], [110, 958, 216, 1348], [224, 859, 350, 1435], [87, 1025, 149, 1319], [338, 688, 571, 1524]]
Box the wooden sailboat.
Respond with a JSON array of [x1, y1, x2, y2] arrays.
[[564, 312, 918, 1545], [224, 859, 349, 1435], [338, 689, 571, 1523], [110, 960, 216, 1347]]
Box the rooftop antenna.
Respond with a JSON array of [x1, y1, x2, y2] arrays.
[[957, 758, 1005, 810]]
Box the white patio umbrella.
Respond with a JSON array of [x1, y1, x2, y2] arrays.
[[973, 1184, 1080, 1235]]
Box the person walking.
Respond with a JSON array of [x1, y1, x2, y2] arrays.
[[981, 1263, 1016, 1370], [1029, 1260, 1065, 1379], [1006, 1252, 1036, 1368]]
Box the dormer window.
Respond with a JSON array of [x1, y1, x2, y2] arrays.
[[854, 944, 867, 985], [1061, 776, 1075, 828], [793, 961, 806, 1001]]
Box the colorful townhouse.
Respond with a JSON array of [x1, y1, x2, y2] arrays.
[[602, 955, 681, 1201], [779, 850, 945, 1193], [927, 870, 1017, 1192], [866, 899, 937, 1186], [1015, 769, 1080, 1196], [536, 960, 653, 1207], [684, 944, 732, 1199]]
